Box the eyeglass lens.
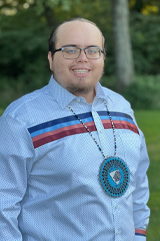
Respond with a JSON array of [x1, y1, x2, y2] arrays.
[[62, 47, 101, 59]]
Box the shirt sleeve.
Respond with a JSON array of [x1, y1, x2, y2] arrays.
[[135, 234, 147, 241], [0, 114, 35, 240], [133, 129, 150, 241]]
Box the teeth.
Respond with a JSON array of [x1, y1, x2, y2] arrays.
[[74, 69, 89, 74]]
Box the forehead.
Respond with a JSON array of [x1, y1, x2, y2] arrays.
[[56, 21, 103, 48]]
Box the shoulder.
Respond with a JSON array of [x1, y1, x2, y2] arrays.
[[2, 85, 51, 122], [102, 86, 131, 109]]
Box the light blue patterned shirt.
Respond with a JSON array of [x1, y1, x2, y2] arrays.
[[0, 76, 150, 240]]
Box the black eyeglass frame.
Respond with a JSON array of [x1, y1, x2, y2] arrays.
[[52, 46, 105, 59]]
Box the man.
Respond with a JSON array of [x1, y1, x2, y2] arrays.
[[0, 18, 150, 240]]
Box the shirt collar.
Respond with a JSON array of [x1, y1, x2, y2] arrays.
[[95, 82, 113, 104], [95, 81, 106, 100], [48, 75, 108, 109], [48, 76, 76, 109]]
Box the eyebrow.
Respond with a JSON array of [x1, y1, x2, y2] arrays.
[[61, 44, 101, 48]]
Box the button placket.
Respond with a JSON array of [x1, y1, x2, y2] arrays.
[[112, 198, 121, 240], [91, 109, 109, 157]]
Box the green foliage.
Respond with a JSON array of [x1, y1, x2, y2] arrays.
[[0, 8, 51, 109], [34, 0, 81, 16], [122, 75, 160, 109], [101, 75, 160, 110], [0, 0, 160, 110], [129, 0, 160, 15], [100, 75, 116, 91], [0, 108, 4, 116], [130, 13, 160, 75]]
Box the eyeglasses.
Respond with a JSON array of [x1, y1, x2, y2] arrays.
[[52, 46, 104, 59]]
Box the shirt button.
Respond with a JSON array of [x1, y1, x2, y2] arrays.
[[76, 99, 81, 103], [99, 130, 103, 134], [116, 231, 119, 235], [115, 205, 118, 209]]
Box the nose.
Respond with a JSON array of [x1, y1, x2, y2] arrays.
[[76, 49, 88, 62]]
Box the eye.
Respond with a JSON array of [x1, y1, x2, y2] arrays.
[[64, 47, 78, 54], [67, 49, 75, 53], [87, 48, 99, 54]]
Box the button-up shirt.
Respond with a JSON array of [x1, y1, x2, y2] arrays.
[[0, 76, 150, 240]]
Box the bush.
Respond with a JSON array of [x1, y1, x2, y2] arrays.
[[0, 71, 51, 109], [130, 13, 160, 75], [100, 75, 116, 91], [123, 75, 160, 110], [101, 75, 160, 110]]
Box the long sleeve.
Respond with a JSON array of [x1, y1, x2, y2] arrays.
[[0, 114, 34, 240], [133, 130, 150, 241]]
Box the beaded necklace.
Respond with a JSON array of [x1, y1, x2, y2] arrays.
[[67, 99, 130, 198]]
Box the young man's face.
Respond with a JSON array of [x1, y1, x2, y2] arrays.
[[48, 21, 105, 102]]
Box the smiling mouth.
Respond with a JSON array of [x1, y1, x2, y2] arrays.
[[73, 69, 89, 74]]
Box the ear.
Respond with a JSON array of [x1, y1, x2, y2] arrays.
[[48, 51, 53, 70]]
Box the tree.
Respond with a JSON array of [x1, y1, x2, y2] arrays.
[[129, 0, 160, 15], [111, 0, 134, 93]]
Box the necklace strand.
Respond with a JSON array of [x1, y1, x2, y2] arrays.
[[67, 99, 117, 159]]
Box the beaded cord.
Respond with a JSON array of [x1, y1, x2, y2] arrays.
[[103, 99, 117, 156], [67, 99, 117, 159]]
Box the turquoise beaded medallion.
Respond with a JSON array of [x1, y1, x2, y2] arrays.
[[68, 99, 130, 198], [99, 157, 129, 197]]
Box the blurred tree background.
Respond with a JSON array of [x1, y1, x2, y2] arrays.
[[0, 0, 160, 109]]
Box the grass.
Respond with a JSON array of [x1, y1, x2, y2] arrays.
[[134, 110, 160, 241], [0, 108, 159, 239]]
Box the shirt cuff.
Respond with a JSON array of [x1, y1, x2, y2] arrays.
[[135, 229, 146, 241]]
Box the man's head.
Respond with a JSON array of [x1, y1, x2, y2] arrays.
[[48, 18, 106, 103], [49, 18, 106, 59]]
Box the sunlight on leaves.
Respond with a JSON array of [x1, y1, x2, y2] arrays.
[[142, 5, 159, 15]]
